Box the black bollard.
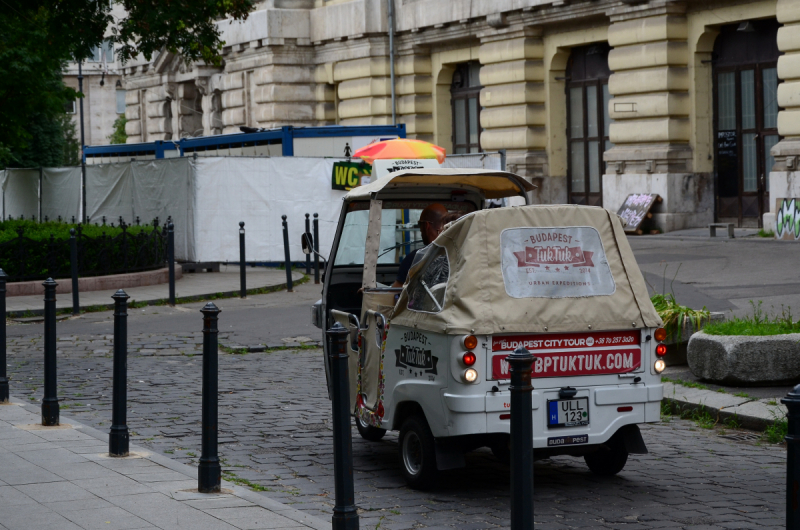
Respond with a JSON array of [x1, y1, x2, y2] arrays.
[[167, 222, 175, 306], [198, 302, 222, 493], [0, 269, 7, 402], [328, 322, 359, 530], [304, 213, 311, 275], [238, 222, 246, 298], [783, 385, 800, 527], [509, 346, 534, 530], [282, 215, 293, 292], [313, 213, 320, 285], [42, 278, 59, 426], [69, 229, 80, 315], [109, 290, 130, 456]]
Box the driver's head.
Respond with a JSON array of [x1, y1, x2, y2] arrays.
[[419, 203, 448, 245]]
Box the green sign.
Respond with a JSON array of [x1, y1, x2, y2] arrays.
[[332, 161, 371, 191]]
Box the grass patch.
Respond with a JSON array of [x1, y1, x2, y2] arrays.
[[764, 419, 788, 444], [758, 229, 775, 238], [661, 376, 709, 390], [704, 301, 800, 336], [663, 401, 717, 429]]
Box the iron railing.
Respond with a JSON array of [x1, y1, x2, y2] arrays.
[[0, 221, 168, 282]]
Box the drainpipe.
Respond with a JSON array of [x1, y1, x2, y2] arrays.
[[388, 0, 397, 125]]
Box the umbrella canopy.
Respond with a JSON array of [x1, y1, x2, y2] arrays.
[[353, 138, 446, 165]]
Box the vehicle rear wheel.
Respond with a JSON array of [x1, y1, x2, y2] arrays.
[[584, 439, 628, 476], [355, 416, 386, 441], [398, 415, 438, 489], [489, 438, 511, 464]]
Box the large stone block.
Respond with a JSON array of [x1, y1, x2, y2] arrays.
[[479, 37, 543, 65], [337, 96, 391, 119], [253, 84, 315, 104], [608, 41, 688, 72], [778, 109, 800, 137], [479, 82, 544, 107], [333, 57, 390, 82], [607, 15, 687, 47], [479, 60, 543, 86], [778, 24, 800, 53], [397, 95, 432, 115], [395, 75, 432, 96], [688, 331, 800, 386], [609, 117, 690, 143], [608, 66, 689, 96], [480, 126, 546, 150], [778, 52, 800, 82], [338, 77, 392, 99], [608, 93, 690, 120], [396, 55, 431, 76], [778, 0, 800, 24], [479, 104, 544, 128]]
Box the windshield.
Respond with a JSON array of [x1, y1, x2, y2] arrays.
[[333, 200, 475, 267]]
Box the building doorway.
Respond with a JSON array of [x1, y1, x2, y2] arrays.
[[450, 62, 482, 153], [713, 19, 780, 227], [566, 43, 612, 206]]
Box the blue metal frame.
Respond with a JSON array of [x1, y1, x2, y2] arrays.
[[84, 125, 407, 161]]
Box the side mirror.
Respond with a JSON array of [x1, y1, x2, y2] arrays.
[[301, 232, 314, 255]]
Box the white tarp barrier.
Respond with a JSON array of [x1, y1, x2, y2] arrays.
[[42, 167, 82, 222], [86, 163, 133, 223], [192, 157, 345, 263], [2, 169, 39, 220], [132, 159, 195, 262]]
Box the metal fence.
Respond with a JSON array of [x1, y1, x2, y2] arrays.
[[0, 221, 169, 282]]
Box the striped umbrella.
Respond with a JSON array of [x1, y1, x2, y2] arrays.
[[353, 138, 447, 165]]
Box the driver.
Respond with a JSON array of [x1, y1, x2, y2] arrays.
[[392, 203, 448, 287]]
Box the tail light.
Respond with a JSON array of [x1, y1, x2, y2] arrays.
[[460, 352, 476, 366], [463, 368, 478, 383], [654, 328, 667, 342], [617, 406, 633, 412], [462, 335, 478, 350], [654, 359, 666, 373], [655, 344, 668, 356]]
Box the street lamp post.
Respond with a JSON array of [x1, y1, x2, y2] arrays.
[[78, 61, 87, 222]]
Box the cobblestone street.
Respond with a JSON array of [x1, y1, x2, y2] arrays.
[[4, 331, 786, 529]]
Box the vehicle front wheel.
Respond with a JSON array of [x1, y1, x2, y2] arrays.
[[398, 415, 438, 489], [584, 440, 628, 476], [355, 416, 386, 441]]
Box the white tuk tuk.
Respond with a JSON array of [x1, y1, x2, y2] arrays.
[[311, 169, 665, 489]]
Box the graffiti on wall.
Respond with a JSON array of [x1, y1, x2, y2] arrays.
[[776, 199, 800, 240]]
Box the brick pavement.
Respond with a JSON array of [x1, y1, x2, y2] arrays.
[[5, 333, 786, 529]]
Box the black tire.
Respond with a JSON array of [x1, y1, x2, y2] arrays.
[[584, 439, 628, 476], [355, 415, 386, 441], [490, 437, 511, 464], [398, 415, 438, 489]]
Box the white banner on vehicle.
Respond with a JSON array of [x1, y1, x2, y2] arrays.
[[500, 226, 616, 298]]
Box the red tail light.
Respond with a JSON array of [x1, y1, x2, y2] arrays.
[[617, 406, 633, 412], [461, 352, 477, 366], [500, 414, 511, 420], [656, 344, 668, 356]]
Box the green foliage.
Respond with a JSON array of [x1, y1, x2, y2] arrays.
[[764, 419, 788, 444], [661, 376, 709, 390], [704, 301, 800, 336], [649, 264, 710, 343], [108, 115, 127, 145], [758, 229, 775, 238], [8, 112, 80, 168], [0, 219, 161, 281], [1, 0, 254, 166]]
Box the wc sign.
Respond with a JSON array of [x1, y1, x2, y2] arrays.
[[331, 161, 372, 191]]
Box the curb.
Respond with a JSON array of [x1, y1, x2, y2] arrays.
[[12, 397, 331, 530], [6, 273, 309, 319], [662, 381, 787, 431]]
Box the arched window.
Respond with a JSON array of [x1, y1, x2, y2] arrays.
[[450, 62, 482, 154], [713, 19, 780, 226], [566, 43, 612, 206]]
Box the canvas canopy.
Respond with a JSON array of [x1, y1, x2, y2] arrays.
[[344, 168, 535, 201], [390, 205, 661, 335]]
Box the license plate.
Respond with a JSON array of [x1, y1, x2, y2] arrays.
[[547, 398, 589, 428]]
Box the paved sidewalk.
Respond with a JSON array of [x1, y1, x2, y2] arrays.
[[6, 267, 304, 316], [0, 399, 329, 530], [662, 365, 790, 430]]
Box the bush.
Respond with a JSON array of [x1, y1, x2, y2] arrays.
[[0, 219, 166, 281], [650, 292, 710, 343]]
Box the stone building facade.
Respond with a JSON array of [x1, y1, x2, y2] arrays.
[[121, 0, 800, 231]]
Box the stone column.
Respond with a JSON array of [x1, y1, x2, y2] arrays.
[[604, 1, 711, 231], [396, 54, 433, 142], [124, 90, 142, 143], [334, 55, 393, 126], [220, 72, 247, 135], [314, 65, 336, 126], [251, 64, 316, 128], [145, 84, 175, 141], [766, 0, 800, 230], [478, 29, 547, 198]]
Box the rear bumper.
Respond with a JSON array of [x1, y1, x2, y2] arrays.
[[442, 384, 662, 448]]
